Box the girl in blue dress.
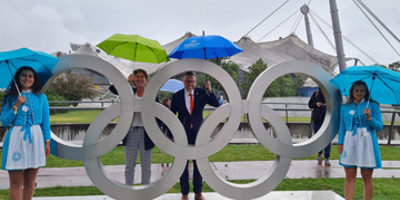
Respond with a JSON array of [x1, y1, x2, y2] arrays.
[[1, 66, 51, 200], [337, 80, 383, 200]]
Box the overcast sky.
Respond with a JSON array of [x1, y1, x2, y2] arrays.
[[0, 0, 399, 66]]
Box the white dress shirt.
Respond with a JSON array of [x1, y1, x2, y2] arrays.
[[184, 89, 194, 114]]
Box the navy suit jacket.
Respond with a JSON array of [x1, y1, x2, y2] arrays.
[[170, 87, 219, 145]]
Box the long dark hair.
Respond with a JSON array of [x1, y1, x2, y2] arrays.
[[3, 66, 41, 106], [346, 80, 378, 105]]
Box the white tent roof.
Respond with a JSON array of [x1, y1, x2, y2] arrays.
[[68, 32, 357, 78], [163, 31, 197, 55], [70, 42, 167, 77], [71, 42, 134, 78], [258, 33, 344, 76], [228, 36, 287, 72]]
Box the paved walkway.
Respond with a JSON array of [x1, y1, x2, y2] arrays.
[[1, 160, 399, 190], [31, 191, 345, 200], [1, 160, 399, 199]]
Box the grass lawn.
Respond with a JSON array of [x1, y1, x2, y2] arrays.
[[1, 145, 400, 168]]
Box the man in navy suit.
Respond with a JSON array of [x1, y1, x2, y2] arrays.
[[170, 72, 219, 200]]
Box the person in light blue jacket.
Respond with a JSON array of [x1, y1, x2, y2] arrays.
[[1, 66, 51, 200], [337, 80, 383, 200]]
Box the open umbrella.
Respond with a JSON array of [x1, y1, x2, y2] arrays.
[[169, 35, 243, 60], [97, 34, 170, 64], [160, 79, 184, 93], [330, 65, 400, 105], [0, 48, 59, 92]]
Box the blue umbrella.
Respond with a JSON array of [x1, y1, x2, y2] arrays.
[[330, 65, 400, 105], [169, 35, 243, 60], [160, 79, 184, 93], [0, 48, 59, 92]]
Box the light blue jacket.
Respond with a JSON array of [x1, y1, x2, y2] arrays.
[[1, 91, 51, 141], [338, 100, 383, 145]]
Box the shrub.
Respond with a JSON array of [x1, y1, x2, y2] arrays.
[[158, 91, 173, 102], [45, 89, 70, 115], [48, 72, 96, 106]]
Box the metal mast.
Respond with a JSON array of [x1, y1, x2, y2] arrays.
[[301, 5, 314, 48], [329, 0, 347, 72]]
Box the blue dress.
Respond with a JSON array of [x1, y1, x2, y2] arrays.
[[1, 90, 51, 170], [338, 99, 383, 169]]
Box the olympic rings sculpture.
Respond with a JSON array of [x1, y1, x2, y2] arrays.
[[43, 55, 342, 200]]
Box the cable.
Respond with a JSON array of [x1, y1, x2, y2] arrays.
[[310, 10, 379, 64], [356, 0, 400, 46], [258, 9, 299, 42], [353, 0, 400, 57], [243, 0, 290, 37], [290, 13, 303, 34], [309, 13, 336, 51], [290, 0, 312, 34]]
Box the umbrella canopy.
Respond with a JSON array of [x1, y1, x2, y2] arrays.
[[0, 48, 59, 89], [169, 35, 243, 60], [160, 79, 184, 93], [330, 65, 400, 105], [97, 34, 170, 64]]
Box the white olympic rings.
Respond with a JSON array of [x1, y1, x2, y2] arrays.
[[45, 56, 341, 200]]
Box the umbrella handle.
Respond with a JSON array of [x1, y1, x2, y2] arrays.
[[7, 61, 21, 96], [13, 78, 21, 96], [366, 76, 376, 108]]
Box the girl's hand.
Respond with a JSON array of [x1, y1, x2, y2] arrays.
[[363, 107, 371, 118], [45, 141, 51, 157], [338, 144, 343, 154], [15, 96, 26, 107]]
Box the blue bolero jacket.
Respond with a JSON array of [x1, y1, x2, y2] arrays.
[[1, 92, 51, 141], [338, 100, 383, 145]]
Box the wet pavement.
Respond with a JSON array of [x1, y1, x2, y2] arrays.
[[0, 160, 399, 199], [1, 160, 399, 189], [31, 191, 345, 200]]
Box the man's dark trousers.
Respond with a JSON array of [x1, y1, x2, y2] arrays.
[[180, 128, 202, 195]]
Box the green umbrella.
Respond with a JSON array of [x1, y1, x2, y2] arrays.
[[97, 34, 170, 64]]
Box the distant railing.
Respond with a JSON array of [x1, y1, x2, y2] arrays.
[[48, 100, 400, 144]]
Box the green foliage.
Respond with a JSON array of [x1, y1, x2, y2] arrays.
[[158, 91, 173, 102], [265, 74, 304, 97], [45, 89, 69, 115], [0, 90, 5, 107], [48, 72, 96, 106], [197, 60, 240, 98], [241, 58, 268, 98], [241, 58, 304, 98]]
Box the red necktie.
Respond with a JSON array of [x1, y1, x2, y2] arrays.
[[189, 94, 194, 115], [189, 94, 194, 128]]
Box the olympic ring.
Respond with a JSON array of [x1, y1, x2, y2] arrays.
[[46, 56, 341, 200], [42, 55, 135, 160], [248, 60, 342, 158], [142, 59, 242, 159]]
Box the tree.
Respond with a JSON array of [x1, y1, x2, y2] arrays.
[[241, 58, 268, 98], [265, 74, 304, 97], [45, 89, 70, 115], [196, 60, 240, 99], [48, 72, 96, 106], [241, 58, 305, 98]]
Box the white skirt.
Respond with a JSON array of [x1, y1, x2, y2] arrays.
[[340, 128, 376, 168], [5, 125, 46, 170]]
